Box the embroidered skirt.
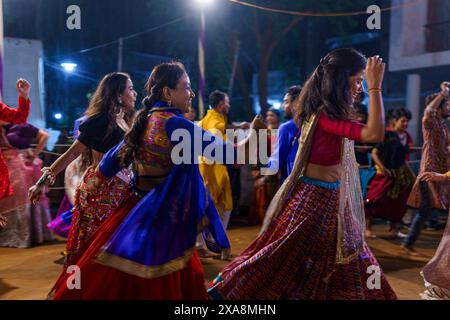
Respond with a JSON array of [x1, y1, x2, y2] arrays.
[[64, 167, 131, 265], [49, 194, 208, 300]]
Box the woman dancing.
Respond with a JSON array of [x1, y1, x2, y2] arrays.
[[208, 48, 397, 300], [0, 122, 53, 247], [48, 61, 262, 300], [0, 79, 31, 201], [29, 72, 136, 265]]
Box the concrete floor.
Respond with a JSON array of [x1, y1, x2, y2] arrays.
[[0, 221, 443, 300]]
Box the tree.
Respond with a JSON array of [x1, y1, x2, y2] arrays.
[[227, 0, 376, 115]]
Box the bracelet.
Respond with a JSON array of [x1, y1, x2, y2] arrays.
[[41, 167, 56, 186]]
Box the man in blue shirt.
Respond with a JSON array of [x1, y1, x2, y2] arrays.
[[262, 85, 302, 183]]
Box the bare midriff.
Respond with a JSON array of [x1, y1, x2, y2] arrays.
[[134, 162, 171, 191], [305, 163, 342, 183]]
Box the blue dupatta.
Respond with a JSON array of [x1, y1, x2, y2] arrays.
[[94, 104, 231, 278]]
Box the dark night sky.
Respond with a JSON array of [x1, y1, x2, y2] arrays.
[[3, 0, 386, 126]]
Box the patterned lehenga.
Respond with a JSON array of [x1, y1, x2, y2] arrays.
[[209, 111, 397, 300], [49, 104, 230, 300]]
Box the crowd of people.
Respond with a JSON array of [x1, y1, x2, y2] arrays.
[[0, 48, 448, 300]]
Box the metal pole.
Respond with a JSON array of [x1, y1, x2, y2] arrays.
[[198, 10, 206, 118]]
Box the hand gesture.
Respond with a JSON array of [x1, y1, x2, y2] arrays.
[[419, 172, 448, 183], [16, 79, 31, 100], [381, 167, 392, 177], [28, 184, 43, 205], [365, 56, 385, 90], [250, 115, 266, 130], [440, 81, 450, 97]]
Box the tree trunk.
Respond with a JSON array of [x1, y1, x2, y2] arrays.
[[258, 51, 271, 115], [255, 17, 303, 115], [236, 61, 254, 119]]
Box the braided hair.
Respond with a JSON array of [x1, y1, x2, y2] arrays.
[[118, 62, 186, 167]]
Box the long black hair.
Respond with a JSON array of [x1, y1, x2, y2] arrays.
[[295, 48, 367, 127], [117, 62, 186, 167], [85, 72, 133, 137], [82, 72, 133, 170]]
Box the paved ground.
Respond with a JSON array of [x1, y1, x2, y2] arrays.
[[0, 220, 443, 300]]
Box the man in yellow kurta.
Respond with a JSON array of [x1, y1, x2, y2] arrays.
[[198, 90, 233, 230]]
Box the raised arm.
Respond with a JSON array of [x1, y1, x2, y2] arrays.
[[360, 56, 385, 143], [425, 82, 449, 116], [0, 79, 31, 124]]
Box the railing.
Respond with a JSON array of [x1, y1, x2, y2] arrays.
[[26, 144, 424, 189]]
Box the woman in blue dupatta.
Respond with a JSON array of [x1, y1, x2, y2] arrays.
[[48, 62, 262, 300]]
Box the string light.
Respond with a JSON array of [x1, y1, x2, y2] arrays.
[[228, 0, 425, 17]]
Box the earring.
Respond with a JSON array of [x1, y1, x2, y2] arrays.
[[168, 100, 172, 107], [118, 99, 123, 105]]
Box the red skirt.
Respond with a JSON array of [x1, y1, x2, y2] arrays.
[[0, 153, 13, 201], [50, 194, 208, 300], [365, 173, 412, 222], [65, 168, 131, 265]]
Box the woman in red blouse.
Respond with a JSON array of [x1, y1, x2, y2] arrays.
[[209, 49, 397, 300], [0, 79, 31, 201]]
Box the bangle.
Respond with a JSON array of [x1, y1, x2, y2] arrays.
[[368, 88, 382, 92], [41, 167, 56, 185]]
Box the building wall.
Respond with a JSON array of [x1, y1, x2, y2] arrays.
[[388, 0, 450, 143], [3, 37, 46, 128], [389, 0, 450, 71]]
